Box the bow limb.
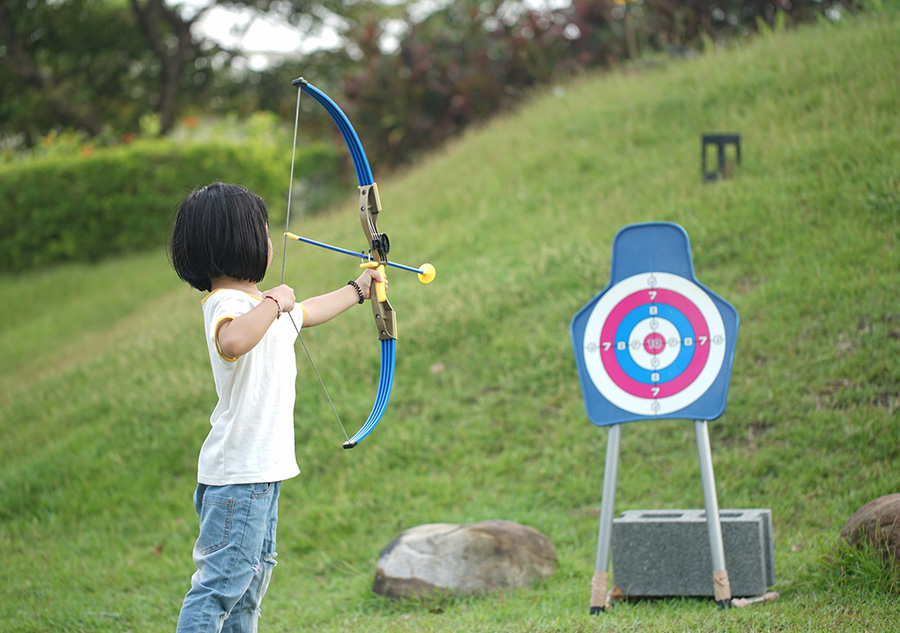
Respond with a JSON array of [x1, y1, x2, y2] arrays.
[[292, 77, 395, 449]]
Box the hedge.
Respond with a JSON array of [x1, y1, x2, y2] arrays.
[[0, 139, 341, 272]]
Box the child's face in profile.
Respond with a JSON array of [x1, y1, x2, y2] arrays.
[[266, 224, 273, 271]]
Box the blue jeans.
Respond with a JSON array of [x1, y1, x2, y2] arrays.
[[176, 482, 281, 633]]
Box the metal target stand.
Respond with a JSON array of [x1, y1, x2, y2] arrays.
[[571, 223, 741, 612], [589, 420, 731, 612]]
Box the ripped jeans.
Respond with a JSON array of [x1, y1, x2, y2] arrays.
[[176, 481, 281, 633]]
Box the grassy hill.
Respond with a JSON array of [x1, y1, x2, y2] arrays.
[[1, 7, 899, 632]]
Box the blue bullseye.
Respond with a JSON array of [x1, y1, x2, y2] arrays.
[[613, 303, 695, 384]]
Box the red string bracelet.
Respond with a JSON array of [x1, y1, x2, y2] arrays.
[[264, 295, 282, 319]]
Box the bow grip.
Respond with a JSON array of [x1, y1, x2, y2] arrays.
[[359, 261, 388, 303], [375, 264, 387, 303], [360, 261, 395, 339]]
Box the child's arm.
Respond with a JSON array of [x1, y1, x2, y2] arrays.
[[216, 284, 296, 359], [301, 268, 386, 327]]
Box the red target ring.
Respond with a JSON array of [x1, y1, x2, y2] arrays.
[[643, 333, 666, 355]]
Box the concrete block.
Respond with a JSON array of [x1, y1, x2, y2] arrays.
[[611, 509, 775, 598]]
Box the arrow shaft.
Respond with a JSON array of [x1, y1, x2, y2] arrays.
[[285, 232, 425, 275]]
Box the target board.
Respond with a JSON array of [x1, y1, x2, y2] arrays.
[[571, 223, 739, 426]]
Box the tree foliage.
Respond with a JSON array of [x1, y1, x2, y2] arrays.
[[2, 0, 135, 144], [0, 0, 221, 143], [0, 0, 861, 163], [326, 0, 862, 166]]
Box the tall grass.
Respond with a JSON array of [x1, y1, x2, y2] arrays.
[[1, 7, 899, 632]]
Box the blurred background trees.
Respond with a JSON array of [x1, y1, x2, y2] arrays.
[[0, 0, 864, 271], [1, 0, 860, 162]]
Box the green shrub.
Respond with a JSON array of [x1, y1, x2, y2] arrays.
[[0, 138, 341, 272]]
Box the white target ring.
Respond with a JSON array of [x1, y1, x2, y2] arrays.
[[582, 272, 727, 416]]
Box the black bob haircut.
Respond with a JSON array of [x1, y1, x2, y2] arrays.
[[169, 183, 270, 292]]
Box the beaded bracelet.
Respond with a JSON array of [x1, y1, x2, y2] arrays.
[[347, 280, 365, 304]]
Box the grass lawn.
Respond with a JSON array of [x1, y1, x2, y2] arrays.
[[1, 6, 898, 632]]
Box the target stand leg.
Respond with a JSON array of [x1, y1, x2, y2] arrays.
[[694, 420, 732, 608], [591, 423, 622, 615]]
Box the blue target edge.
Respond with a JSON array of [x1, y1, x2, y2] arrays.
[[570, 222, 740, 426]]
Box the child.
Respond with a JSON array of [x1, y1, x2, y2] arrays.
[[169, 182, 384, 632]]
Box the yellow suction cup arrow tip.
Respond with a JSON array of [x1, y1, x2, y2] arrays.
[[417, 263, 436, 284]]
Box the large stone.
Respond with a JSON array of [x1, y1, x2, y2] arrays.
[[841, 493, 900, 568], [372, 520, 557, 599]]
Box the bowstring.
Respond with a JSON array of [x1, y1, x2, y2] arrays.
[[283, 84, 350, 444]]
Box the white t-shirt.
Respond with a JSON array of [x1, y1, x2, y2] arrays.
[[197, 289, 302, 485]]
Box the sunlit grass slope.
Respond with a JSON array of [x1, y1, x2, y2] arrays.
[[1, 8, 898, 632]]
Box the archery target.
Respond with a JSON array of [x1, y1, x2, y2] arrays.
[[582, 272, 727, 416]]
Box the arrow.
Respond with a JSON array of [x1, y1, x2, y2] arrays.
[[284, 232, 436, 284]]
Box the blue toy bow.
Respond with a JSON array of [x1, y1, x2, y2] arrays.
[[291, 78, 396, 449]]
